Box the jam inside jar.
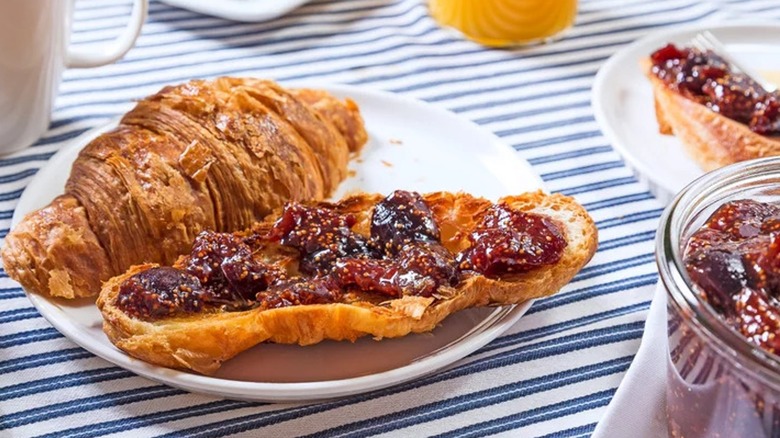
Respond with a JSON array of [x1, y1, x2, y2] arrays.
[[659, 157, 780, 437], [683, 199, 780, 355]]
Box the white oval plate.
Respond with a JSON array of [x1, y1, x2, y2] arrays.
[[160, 0, 310, 22], [14, 84, 543, 402], [592, 23, 780, 204]]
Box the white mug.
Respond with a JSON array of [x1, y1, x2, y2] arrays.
[[0, 0, 148, 154]]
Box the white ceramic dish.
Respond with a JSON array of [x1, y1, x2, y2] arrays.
[[160, 0, 309, 22], [592, 23, 780, 204], [14, 84, 543, 402]]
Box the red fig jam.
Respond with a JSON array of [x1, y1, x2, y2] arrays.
[[117, 267, 204, 319], [650, 43, 780, 135], [259, 276, 341, 309], [334, 241, 459, 298], [185, 230, 274, 306], [370, 190, 441, 255], [458, 204, 566, 277], [684, 199, 780, 354], [117, 191, 567, 320], [267, 203, 377, 275], [332, 191, 458, 298]]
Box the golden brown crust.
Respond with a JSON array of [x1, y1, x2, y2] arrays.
[[96, 190, 598, 375], [2, 78, 368, 299], [643, 58, 780, 171], [288, 89, 367, 154], [2, 196, 111, 299]]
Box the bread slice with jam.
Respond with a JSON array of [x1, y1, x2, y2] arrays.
[[644, 43, 780, 171], [97, 190, 597, 374]]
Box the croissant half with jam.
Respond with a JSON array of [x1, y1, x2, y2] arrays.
[[97, 190, 598, 374], [2, 78, 367, 299], [644, 43, 780, 171]]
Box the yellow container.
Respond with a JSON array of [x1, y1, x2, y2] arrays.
[[429, 0, 578, 47]]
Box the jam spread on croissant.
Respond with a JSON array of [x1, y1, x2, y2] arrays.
[[684, 199, 780, 354], [117, 191, 567, 320], [650, 43, 780, 135]]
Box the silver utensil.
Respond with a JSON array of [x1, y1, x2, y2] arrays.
[[691, 30, 777, 92]]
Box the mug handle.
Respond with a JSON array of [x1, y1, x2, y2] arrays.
[[65, 0, 149, 69]]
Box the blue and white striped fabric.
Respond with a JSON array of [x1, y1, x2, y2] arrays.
[[2, 0, 778, 436]]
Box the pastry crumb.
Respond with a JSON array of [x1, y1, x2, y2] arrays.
[[381, 160, 393, 167], [389, 138, 403, 145]]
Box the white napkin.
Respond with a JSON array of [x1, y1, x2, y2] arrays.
[[592, 283, 669, 437]]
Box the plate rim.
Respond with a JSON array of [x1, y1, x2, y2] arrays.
[[592, 21, 780, 200], [17, 83, 543, 402], [159, 0, 310, 23]]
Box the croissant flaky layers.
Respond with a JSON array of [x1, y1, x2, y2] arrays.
[[2, 78, 368, 299]]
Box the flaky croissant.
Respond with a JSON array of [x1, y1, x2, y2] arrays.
[[2, 78, 367, 299]]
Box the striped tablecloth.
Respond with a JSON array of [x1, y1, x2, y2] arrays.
[[2, 0, 777, 436]]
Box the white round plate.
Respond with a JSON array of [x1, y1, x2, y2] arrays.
[[593, 23, 780, 204], [160, 0, 309, 23], [14, 84, 543, 402]]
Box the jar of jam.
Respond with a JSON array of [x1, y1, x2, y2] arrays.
[[657, 157, 780, 437]]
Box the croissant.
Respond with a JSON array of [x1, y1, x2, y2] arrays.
[[97, 190, 598, 374], [644, 44, 780, 171], [2, 78, 367, 299]]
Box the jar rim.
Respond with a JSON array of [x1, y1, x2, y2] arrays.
[[657, 157, 780, 383]]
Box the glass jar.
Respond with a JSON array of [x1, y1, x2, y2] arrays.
[[657, 157, 780, 437], [428, 0, 577, 48]]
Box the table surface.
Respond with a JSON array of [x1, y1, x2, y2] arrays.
[[2, 0, 777, 436]]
